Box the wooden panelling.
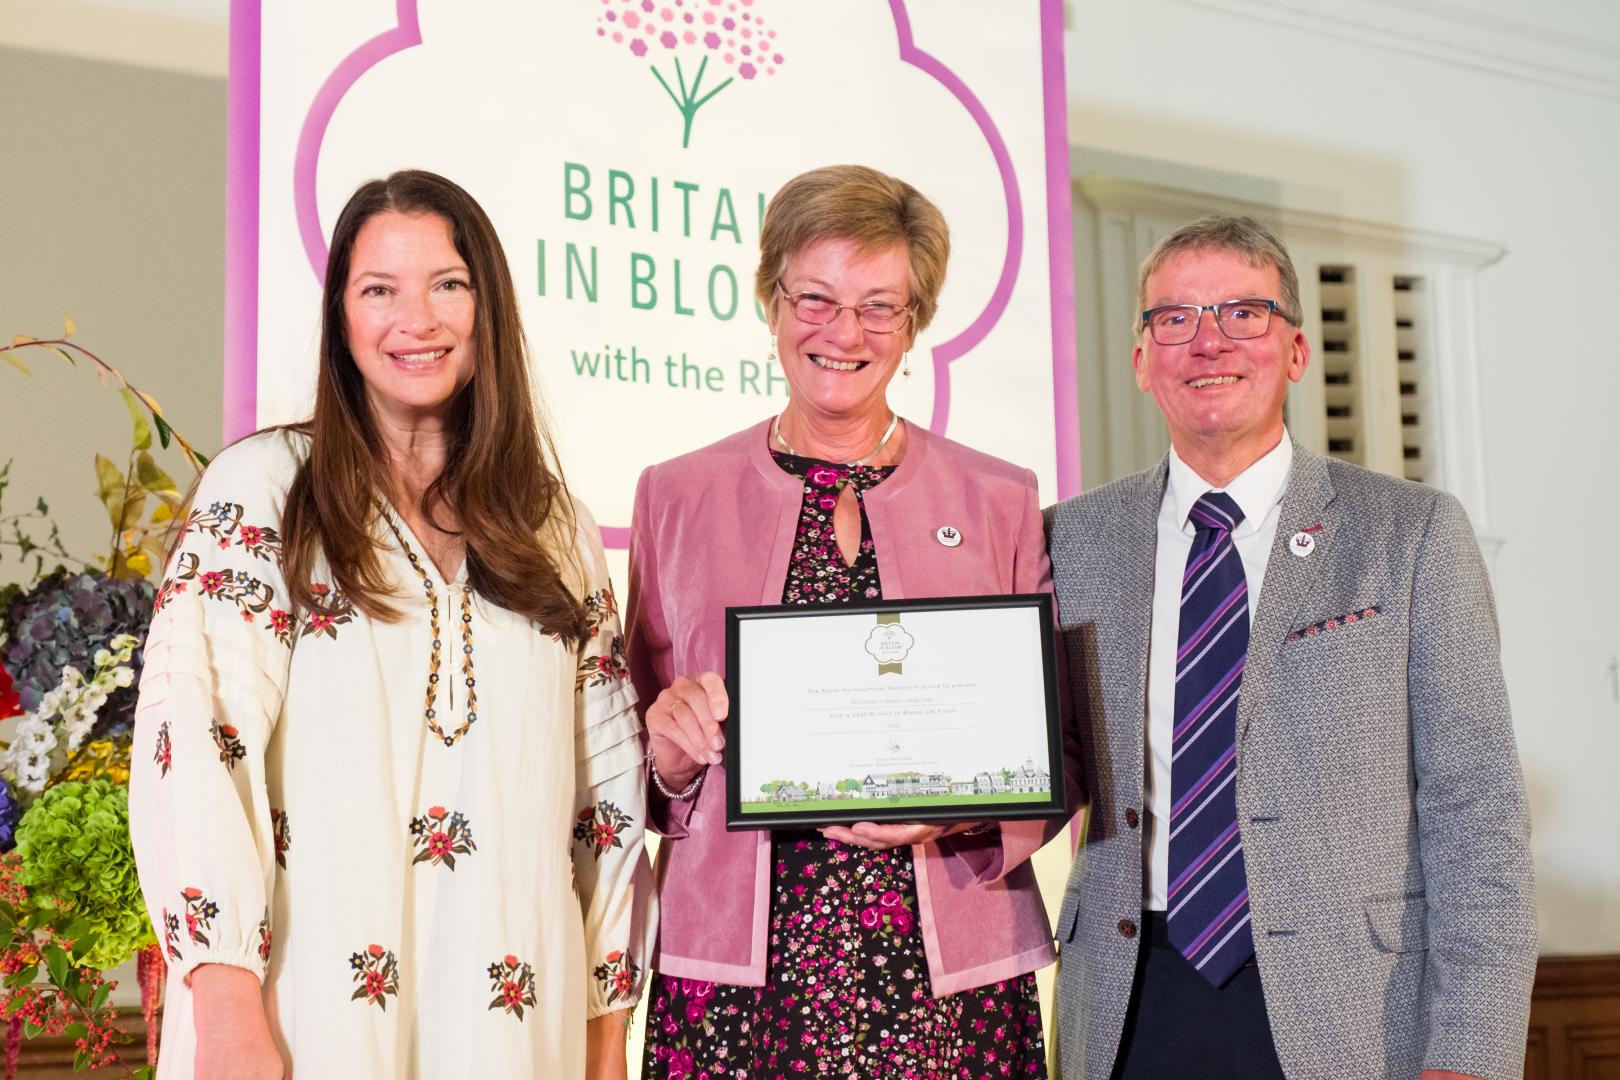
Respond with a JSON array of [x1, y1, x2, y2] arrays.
[[1527, 955, 1620, 1080]]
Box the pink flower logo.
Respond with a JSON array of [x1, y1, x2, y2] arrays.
[[596, 0, 786, 147]]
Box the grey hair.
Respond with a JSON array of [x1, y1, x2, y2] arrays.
[[1136, 214, 1302, 329]]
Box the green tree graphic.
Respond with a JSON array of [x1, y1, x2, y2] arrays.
[[596, 0, 786, 149]]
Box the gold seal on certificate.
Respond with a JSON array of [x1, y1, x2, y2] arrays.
[[724, 594, 1066, 829]]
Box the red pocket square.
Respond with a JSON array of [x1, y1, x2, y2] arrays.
[[1285, 606, 1382, 643]]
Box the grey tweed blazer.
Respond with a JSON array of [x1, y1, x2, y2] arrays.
[[1045, 442, 1537, 1080]]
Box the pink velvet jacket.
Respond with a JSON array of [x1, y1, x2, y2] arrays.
[[626, 418, 1062, 997]]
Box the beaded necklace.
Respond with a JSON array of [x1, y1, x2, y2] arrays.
[[382, 514, 479, 748]]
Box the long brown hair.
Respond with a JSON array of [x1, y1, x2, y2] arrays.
[[280, 169, 586, 645]]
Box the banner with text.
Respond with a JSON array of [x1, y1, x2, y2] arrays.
[[227, 0, 1077, 544]]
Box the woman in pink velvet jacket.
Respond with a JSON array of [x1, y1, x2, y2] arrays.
[[630, 165, 1065, 1078]]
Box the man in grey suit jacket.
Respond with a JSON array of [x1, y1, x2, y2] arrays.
[[1047, 215, 1536, 1080]]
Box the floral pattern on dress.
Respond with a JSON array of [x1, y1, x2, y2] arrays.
[[301, 583, 354, 641], [270, 808, 290, 869], [153, 501, 291, 643], [179, 501, 283, 560], [162, 908, 181, 962], [576, 634, 629, 690], [409, 806, 476, 870], [645, 835, 1046, 1079], [180, 887, 218, 948], [861, 887, 917, 946], [644, 449, 1046, 1079], [573, 800, 633, 859], [486, 955, 538, 1019], [210, 719, 245, 770], [153, 721, 172, 778], [771, 451, 893, 604], [156, 553, 293, 647], [582, 586, 619, 641], [348, 944, 400, 1010], [257, 910, 272, 962], [593, 949, 639, 1007]]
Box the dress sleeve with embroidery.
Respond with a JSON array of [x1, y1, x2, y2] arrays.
[[129, 437, 298, 984], [567, 503, 656, 1019]]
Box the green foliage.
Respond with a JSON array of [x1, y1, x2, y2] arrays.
[[0, 323, 208, 583], [13, 781, 153, 970], [0, 851, 149, 1074], [0, 462, 83, 587]]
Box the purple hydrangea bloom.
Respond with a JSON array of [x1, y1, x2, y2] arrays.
[[0, 779, 16, 851], [2, 570, 153, 718]]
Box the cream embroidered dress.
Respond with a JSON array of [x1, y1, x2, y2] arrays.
[[129, 430, 654, 1078]]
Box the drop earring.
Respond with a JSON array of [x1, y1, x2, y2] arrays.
[[902, 353, 912, 379], [768, 340, 778, 364]]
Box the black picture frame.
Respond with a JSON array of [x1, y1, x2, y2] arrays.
[[724, 593, 1065, 830]]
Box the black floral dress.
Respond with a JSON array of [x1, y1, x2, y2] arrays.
[[642, 451, 1047, 1079]]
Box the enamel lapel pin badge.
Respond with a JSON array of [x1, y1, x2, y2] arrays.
[[1289, 524, 1323, 558]]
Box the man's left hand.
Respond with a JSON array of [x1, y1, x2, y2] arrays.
[[819, 821, 983, 850]]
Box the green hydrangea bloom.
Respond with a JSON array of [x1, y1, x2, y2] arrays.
[[14, 779, 153, 969]]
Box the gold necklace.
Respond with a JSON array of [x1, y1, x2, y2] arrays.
[[383, 515, 479, 748], [772, 412, 899, 467]]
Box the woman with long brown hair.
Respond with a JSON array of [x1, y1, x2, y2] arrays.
[[130, 170, 653, 1078]]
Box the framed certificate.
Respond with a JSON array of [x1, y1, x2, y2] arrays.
[[724, 594, 1065, 829]]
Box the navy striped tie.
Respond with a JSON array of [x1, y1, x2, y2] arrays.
[[1167, 491, 1254, 987]]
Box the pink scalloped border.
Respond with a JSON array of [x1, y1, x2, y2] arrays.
[[224, 0, 1079, 545]]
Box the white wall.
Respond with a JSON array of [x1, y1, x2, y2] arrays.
[[1065, 0, 1620, 954]]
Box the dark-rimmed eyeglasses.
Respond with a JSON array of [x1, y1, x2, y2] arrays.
[[775, 281, 915, 335], [1141, 299, 1289, 345]]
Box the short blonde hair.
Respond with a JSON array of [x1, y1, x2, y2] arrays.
[[755, 165, 950, 335]]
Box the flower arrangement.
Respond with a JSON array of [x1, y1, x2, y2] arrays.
[[0, 320, 209, 1078]]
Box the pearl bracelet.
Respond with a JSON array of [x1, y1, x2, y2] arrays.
[[647, 746, 706, 801]]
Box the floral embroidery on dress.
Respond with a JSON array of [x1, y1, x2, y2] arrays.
[[593, 949, 640, 1007], [573, 800, 633, 859], [301, 583, 354, 641], [153, 721, 172, 778], [576, 634, 629, 690], [486, 955, 538, 1019], [582, 586, 619, 641], [156, 553, 294, 647], [257, 909, 272, 962], [181, 888, 218, 948], [270, 808, 290, 869], [409, 806, 476, 870], [151, 501, 295, 643], [348, 944, 400, 1010], [210, 719, 245, 770], [162, 908, 181, 962], [179, 501, 283, 560]]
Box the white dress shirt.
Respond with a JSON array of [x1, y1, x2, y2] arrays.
[[1143, 433, 1292, 909]]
